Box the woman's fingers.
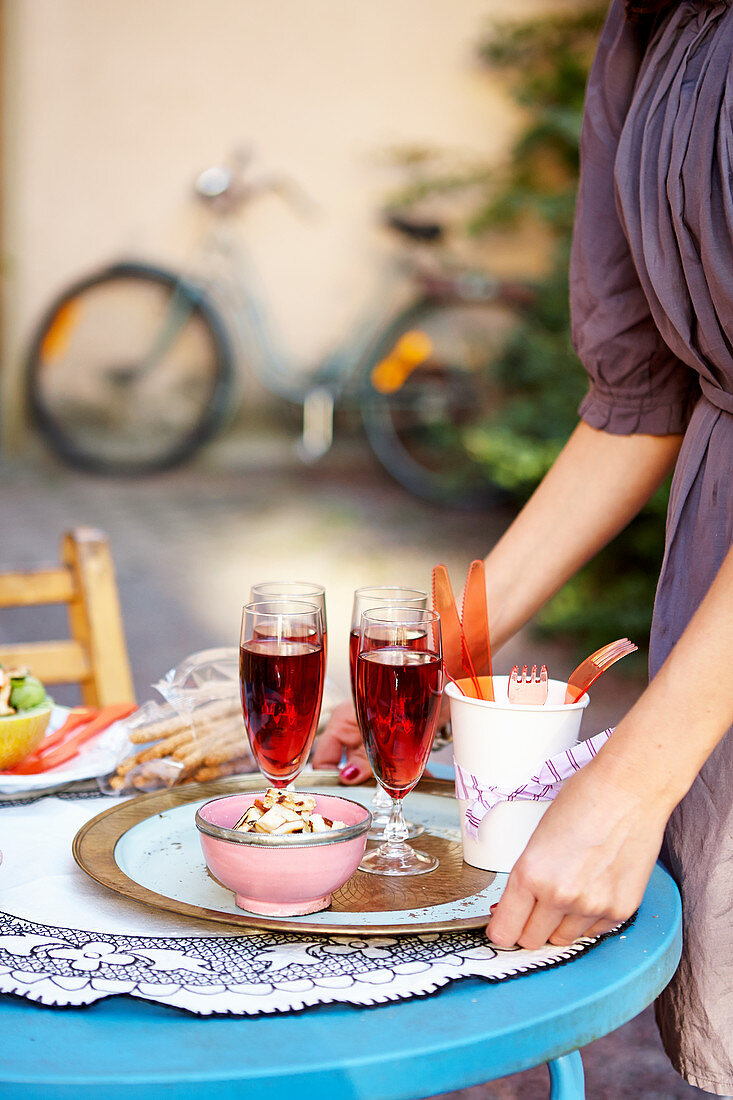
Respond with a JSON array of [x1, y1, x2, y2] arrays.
[[487, 874, 626, 949], [491, 901, 622, 951], [485, 878, 537, 948], [337, 750, 372, 784], [579, 916, 624, 940], [515, 904, 570, 951], [547, 913, 608, 947], [311, 731, 347, 767], [311, 702, 360, 765]]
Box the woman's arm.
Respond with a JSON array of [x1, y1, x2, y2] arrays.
[[314, 420, 683, 781], [487, 542, 733, 948], [485, 420, 683, 648]]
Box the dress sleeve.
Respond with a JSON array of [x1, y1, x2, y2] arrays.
[[570, 0, 698, 435]]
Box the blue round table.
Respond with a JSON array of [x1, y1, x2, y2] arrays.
[[0, 861, 681, 1100]]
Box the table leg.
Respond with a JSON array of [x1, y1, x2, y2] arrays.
[[547, 1051, 585, 1099]]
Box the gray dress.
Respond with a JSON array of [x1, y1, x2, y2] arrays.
[[570, 0, 733, 1091]]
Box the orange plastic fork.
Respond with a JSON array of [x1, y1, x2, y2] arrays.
[[564, 638, 638, 703], [508, 664, 548, 705]]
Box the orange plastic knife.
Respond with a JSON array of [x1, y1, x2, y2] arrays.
[[432, 564, 480, 696], [461, 559, 494, 701]]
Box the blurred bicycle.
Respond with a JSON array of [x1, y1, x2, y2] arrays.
[[26, 148, 531, 508]]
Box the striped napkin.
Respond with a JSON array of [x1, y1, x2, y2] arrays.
[[455, 727, 614, 839]]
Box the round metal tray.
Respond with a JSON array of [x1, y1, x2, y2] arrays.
[[73, 771, 503, 935]]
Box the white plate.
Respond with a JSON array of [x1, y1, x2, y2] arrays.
[[0, 706, 131, 796]]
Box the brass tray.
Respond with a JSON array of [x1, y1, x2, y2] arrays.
[[73, 771, 502, 935]]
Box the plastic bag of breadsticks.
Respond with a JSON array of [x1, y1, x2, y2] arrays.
[[101, 648, 255, 794]]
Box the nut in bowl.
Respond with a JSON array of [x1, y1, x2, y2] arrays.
[[195, 791, 372, 916]]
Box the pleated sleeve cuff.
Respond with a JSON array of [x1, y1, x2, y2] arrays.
[[579, 382, 699, 436]]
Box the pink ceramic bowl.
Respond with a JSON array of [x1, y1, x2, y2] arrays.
[[195, 792, 371, 916]]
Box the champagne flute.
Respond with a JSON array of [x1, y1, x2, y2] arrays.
[[355, 606, 443, 875], [240, 599, 325, 788], [350, 586, 427, 840], [250, 581, 327, 663]]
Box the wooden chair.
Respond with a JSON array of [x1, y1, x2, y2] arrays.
[[0, 527, 135, 705]]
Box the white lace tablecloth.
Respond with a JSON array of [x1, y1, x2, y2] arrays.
[[0, 789, 618, 1016]]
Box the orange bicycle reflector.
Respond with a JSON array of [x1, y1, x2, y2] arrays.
[[39, 299, 81, 362], [394, 330, 432, 364], [370, 330, 433, 394]]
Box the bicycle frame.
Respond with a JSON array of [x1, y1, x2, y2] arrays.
[[177, 213, 438, 457]]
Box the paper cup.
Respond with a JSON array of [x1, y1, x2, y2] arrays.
[[446, 676, 589, 873]]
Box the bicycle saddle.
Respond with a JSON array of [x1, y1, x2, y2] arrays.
[[384, 212, 445, 243]]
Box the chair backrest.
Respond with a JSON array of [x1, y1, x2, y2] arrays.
[[0, 527, 135, 706]]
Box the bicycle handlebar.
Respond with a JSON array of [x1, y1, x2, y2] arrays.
[[194, 147, 319, 220]]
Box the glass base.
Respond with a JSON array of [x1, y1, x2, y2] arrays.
[[359, 843, 438, 876], [367, 813, 424, 842]]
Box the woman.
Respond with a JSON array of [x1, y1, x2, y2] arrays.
[[314, 0, 733, 1091]]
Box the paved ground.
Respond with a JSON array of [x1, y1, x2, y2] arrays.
[[0, 422, 705, 1098]]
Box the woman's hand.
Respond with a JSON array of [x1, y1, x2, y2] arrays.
[[312, 693, 446, 785], [311, 701, 372, 784], [486, 543, 733, 950], [486, 759, 668, 949]]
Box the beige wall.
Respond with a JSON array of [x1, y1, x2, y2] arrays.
[[1, 0, 556, 447]]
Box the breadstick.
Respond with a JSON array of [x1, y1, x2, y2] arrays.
[[127, 700, 238, 744], [193, 762, 237, 782], [194, 756, 253, 782], [136, 729, 195, 762], [114, 751, 148, 777], [202, 737, 248, 766], [189, 699, 240, 725], [168, 716, 235, 756], [172, 731, 222, 764], [113, 734, 190, 777], [126, 719, 185, 743], [190, 712, 245, 740], [175, 737, 222, 771]]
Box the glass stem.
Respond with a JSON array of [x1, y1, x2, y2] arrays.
[[371, 784, 392, 811], [382, 796, 409, 850]]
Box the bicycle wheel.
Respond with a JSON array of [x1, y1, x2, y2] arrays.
[[26, 262, 235, 475], [360, 296, 520, 509]]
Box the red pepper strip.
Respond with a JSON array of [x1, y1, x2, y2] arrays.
[[11, 704, 136, 774], [34, 708, 94, 752], [0, 709, 95, 774]]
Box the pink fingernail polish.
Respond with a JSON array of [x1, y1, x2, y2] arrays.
[[340, 765, 359, 782]]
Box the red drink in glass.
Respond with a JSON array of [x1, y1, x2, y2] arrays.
[[349, 627, 424, 705], [240, 638, 324, 787], [349, 587, 428, 842], [356, 647, 442, 799]]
